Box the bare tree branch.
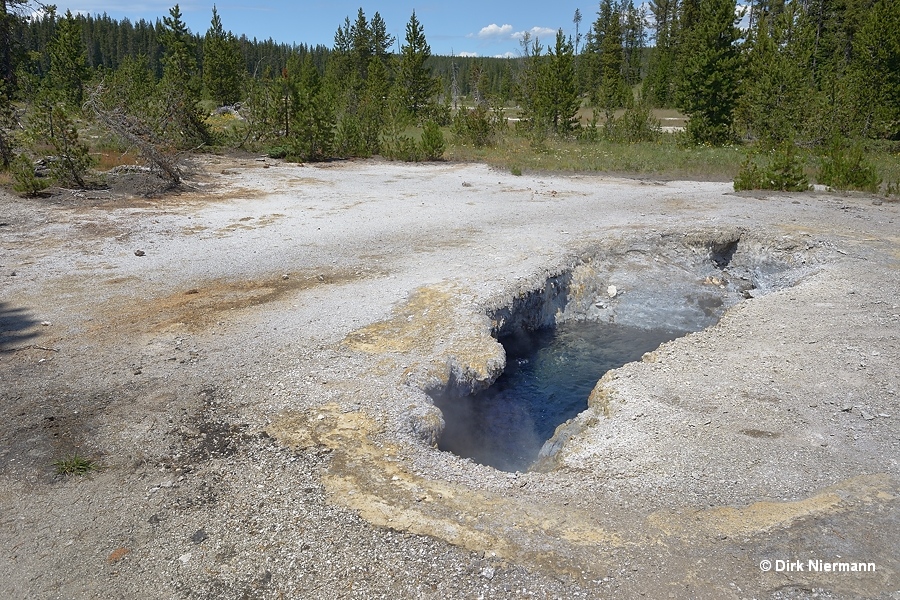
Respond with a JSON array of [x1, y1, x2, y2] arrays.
[[84, 82, 182, 185]]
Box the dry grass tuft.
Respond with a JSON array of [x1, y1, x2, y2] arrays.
[[94, 150, 142, 171]]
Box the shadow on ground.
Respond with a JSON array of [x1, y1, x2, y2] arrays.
[[0, 302, 41, 350]]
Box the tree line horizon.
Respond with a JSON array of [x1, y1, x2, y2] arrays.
[[0, 0, 897, 192]]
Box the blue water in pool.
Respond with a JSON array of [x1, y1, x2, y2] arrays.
[[434, 320, 680, 472]]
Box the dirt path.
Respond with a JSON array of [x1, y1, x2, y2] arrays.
[[1, 156, 897, 599]]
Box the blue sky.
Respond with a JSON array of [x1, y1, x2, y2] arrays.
[[47, 1, 595, 58]]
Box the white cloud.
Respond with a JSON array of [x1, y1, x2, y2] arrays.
[[474, 23, 514, 39], [493, 51, 516, 59], [512, 26, 558, 41], [457, 51, 479, 57]]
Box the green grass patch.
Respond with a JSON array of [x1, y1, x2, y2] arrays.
[[444, 131, 900, 193], [53, 454, 98, 476], [446, 134, 746, 181]]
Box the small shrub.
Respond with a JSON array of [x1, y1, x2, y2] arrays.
[[284, 118, 334, 163], [53, 453, 97, 476], [266, 146, 289, 159], [419, 121, 445, 161], [818, 138, 881, 193], [604, 103, 662, 143], [686, 114, 735, 146], [734, 157, 764, 191], [510, 165, 522, 176], [204, 111, 246, 148], [383, 135, 420, 162], [885, 180, 899, 199], [335, 114, 374, 158], [421, 102, 452, 127], [733, 141, 810, 192], [767, 142, 811, 191], [451, 104, 497, 147], [11, 154, 50, 196], [577, 112, 601, 143], [528, 126, 550, 153], [92, 134, 130, 154]]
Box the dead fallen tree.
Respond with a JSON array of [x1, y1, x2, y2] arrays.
[[84, 83, 182, 185]]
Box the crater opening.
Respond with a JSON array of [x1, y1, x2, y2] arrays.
[[710, 239, 739, 268], [433, 321, 680, 472], [429, 231, 816, 472]]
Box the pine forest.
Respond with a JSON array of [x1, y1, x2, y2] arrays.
[[0, 1, 898, 195]]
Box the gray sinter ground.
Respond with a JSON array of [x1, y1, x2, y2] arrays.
[[0, 156, 898, 599]]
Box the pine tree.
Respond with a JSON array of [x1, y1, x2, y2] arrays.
[[585, 0, 631, 112], [22, 8, 93, 186], [203, 6, 243, 106], [678, 0, 703, 35], [332, 8, 396, 94], [736, 6, 811, 145], [792, 0, 870, 140], [419, 119, 445, 160], [574, 9, 583, 56], [622, 0, 646, 85], [370, 12, 394, 60], [515, 32, 544, 128], [0, 0, 31, 90], [242, 70, 282, 144], [47, 10, 89, 107], [286, 54, 334, 161], [101, 54, 156, 116], [161, 5, 197, 83], [349, 55, 390, 155], [158, 4, 209, 147], [602, 4, 631, 111], [329, 9, 396, 156], [573, 8, 584, 90], [397, 11, 438, 119], [0, 79, 17, 168], [676, 0, 742, 145], [331, 14, 360, 108], [644, 0, 679, 106], [29, 99, 93, 187], [86, 53, 185, 185], [535, 29, 580, 134], [849, 0, 900, 140], [11, 153, 48, 195], [46, 107, 94, 187], [334, 16, 352, 55], [350, 8, 372, 80]]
